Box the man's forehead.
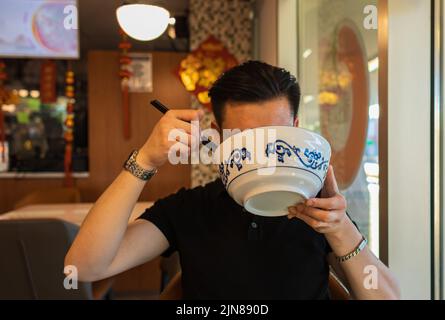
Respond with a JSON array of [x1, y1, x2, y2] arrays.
[[225, 97, 291, 110], [222, 98, 294, 129]]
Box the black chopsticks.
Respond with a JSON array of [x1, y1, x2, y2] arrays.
[[150, 99, 169, 114], [149, 99, 216, 151]]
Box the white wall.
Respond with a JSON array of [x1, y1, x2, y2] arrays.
[[387, 0, 431, 299], [254, 0, 278, 66], [277, 0, 297, 76]]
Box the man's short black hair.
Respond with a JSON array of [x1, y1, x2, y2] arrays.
[[208, 60, 301, 127]]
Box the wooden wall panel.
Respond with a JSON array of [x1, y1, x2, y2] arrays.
[[79, 50, 191, 203]]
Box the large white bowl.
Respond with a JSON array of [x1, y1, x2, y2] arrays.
[[213, 126, 331, 217]]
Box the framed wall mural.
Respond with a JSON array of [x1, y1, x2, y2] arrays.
[[318, 20, 369, 190]]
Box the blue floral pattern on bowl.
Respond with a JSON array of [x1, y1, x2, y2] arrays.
[[219, 147, 251, 187], [265, 139, 329, 178]]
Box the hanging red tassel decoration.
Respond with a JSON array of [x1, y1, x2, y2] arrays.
[[64, 63, 75, 187], [118, 28, 132, 140], [0, 60, 7, 163], [40, 60, 57, 104]]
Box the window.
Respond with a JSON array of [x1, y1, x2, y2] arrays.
[[0, 59, 88, 173], [297, 0, 379, 254]]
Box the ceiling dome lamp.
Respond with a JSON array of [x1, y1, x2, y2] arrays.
[[116, 4, 170, 41]]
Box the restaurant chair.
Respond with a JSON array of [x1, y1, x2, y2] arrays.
[[160, 252, 181, 291], [0, 219, 109, 299], [159, 271, 351, 300], [328, 271, 351, 300], [13, 187, 82, 209]]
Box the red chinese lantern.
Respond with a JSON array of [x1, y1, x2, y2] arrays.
[[118, 28, 132, 139]]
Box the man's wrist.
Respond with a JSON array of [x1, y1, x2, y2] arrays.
[[135, 151, 157, 171], [325, 215, 363, 257]]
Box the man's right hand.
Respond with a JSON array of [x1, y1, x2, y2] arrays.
[[137, 109, 204, 169]]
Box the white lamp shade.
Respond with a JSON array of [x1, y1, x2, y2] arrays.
[[116, 4, 170, 41]]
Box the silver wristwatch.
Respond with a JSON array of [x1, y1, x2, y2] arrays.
[[123, 150, 157, 181]]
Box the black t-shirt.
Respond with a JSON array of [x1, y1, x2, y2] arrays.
[[138, 179, 332, 300]]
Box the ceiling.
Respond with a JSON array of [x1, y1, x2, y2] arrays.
[[77, 0, 189, 54]]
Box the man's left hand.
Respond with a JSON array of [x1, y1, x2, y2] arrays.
[[287, 165, 348, 235]]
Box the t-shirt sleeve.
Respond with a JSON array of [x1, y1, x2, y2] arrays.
[[137, 190, 186, 257]]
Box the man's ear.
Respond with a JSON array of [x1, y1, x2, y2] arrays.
[[293, 116, 299, 127]]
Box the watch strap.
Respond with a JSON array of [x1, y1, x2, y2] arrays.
[[123, 150, 157, 181]]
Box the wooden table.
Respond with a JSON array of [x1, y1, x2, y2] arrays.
[[0, 202, 154, 225]]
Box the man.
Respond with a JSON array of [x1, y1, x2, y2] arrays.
[[65, 61, 400, 299]]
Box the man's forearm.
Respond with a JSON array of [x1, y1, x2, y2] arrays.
[[325, 218, 401, 300], [65, 109, 201, 281], [65, 169, 148, 278]]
